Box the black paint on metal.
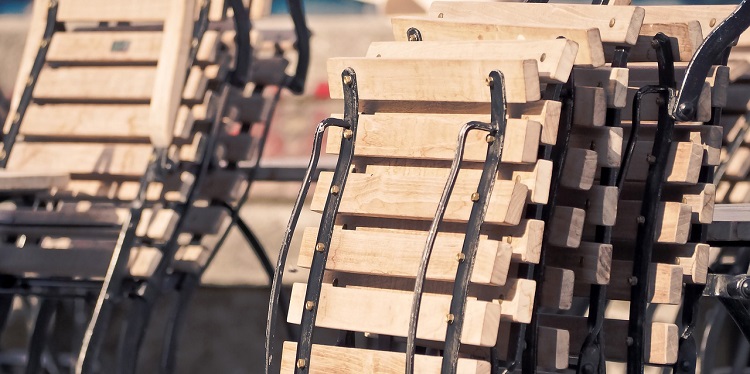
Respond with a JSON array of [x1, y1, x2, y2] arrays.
[[284, 0, 311, 94], [406, 27, 423, 42], [227, 0, 252, 88]]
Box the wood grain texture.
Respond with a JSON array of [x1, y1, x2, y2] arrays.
[[547, 242, 612, 285], [569, 126, 623, 168], [0, 172, 70, 191], [539, 267, 574, 310], [605, 261, 683, 304], [547, 206, 586, 248], [327, 58, 541, 104], [34, 66, 156, 102], [574, 67, 629, 108], [7, 143, 153, 177], [47, 31, 162, 64], [573, 86, 607, 127], [57, 0, 170, 22], [560, 148, 597, 190]]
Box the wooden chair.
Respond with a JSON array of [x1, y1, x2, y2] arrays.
[[0, 0, 272, 372], [265, 1, 735, 373]]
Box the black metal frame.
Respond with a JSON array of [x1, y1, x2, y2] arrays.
[[265, 68, 358, 374]]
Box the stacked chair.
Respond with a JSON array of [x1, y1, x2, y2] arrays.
[[266, 1, 750, 373], [0, 0, 309, 372]]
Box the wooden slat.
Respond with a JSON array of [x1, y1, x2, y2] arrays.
[[573, 67, 629, 108], [573, 86, 607, 127], [557, 185, 618, 226], [547, 242, 611, 285], [365, 39, 578, 83], [47, 31, 163, 64], [623, 182, 715, 224], [612, 201, 692, 244], [327, 58, 541, 104], [327, 114, 541, 164], [34, 66, 156, 102], [613, 242, 709, 284], [547, 206, 585, 248], [569, 127, 623, 168], [148, 0, 195, 147], [639, 5, 736, 38], [605, 261, 683, 304], [539, 315, 678, 364], [623, 83, 711, 123], [57, 0, 170, 22], [539, 267, 574, 310], [312, 172, 529, 226], [510, 100, 561, 145], [298, 226, 512, 286], [623, 141, 704, 184], [280, 342, 490, 373], [6, 143, 153, 177], [0, 172, 69, 191], [427, 2, 645, 45], [628, 63, 729, 108], [390, 17, 604, 67], [560, 148, 597, 190], [287, 283, 501, 346], [0, 245, 110, 278], [612, 22, 702, 63]]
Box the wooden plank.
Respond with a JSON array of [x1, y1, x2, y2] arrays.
[[628, 63, 729, 108], [539, 267, 574, 310], [723, 83, 750, 113], [623, 182, 715, 225], [547, 242, 612, 285], [573, 86, 607, 127], [298, 226, 512, 286], [610, 22, 702, 63], [547, 206, 585, 248], [621, 122, 721, 167], [558, 185, 618, 226], [47, 31, 163, 64], [713, 203, 750, 222], [537, 327, 569, 371], [428, 2, 645, 45], [365, 39, 578, 83], [560, 148, 597, 191], [612, 201, 692, 244], [280, 342, 490, 373], [501, 219, 544, 264], [569, 127, 623, 168], [390, 17, 604, 67], [494, 278, 536, 323], [172, 245, 210, 274], [623, 83, 711, 123], [509, 100, 561, 145], [327, 114, 541, 164], [7, 143, 153, 177], [327, 58, 541, 104], [312, 172, 528, 226], [604, 261, 683, 304], [57, 0, 170, 22], [0, 245, 112, 278], [288, 283, 501, 347], [539, 315, 678, 364], [34, 66, 156, 102], [639, 5, 736, 38], [573, 67, 629, 108], [0, 172, 69, 191], [149, 0, 195, 147], [622, 141, 704, 184], [613, 242, 709, 284]]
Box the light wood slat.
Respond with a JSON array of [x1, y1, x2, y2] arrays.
[[390, 17, 604, 67], [182, 66, 209, 103], [327, 114, 541, 164], [569, 127, 623, 168], [57, 0, 170, 22], [327, 58, 541, 104], [63, 173, 193, 202], [628, 63, 729, 108], [0, 172, 69, 191], [623, 141, 704, 184], [557, 185, 618, 226], [509, 100, 561, 145], [713, 203, 750, 222], [547, 242, 612, 285], [708, 221, 750, 241], [0, 207, 119, 226], [605, 261, 683, 304], [623, 182, 715, 224], [623, 83, 712, 123], [502, 219, 544, 264], [612, 201, 692, 244], [172, 245, 211, 274], [287, 283, 501, 346], [148, 0, 195, 147], [493, 323, 568, 370], [573, 86, 606, 127], [6, 143, 153, 177], [298, 226, 512, 286], [34, 66, 156, 102], [547, 206, 585, 248], [312, 172, 528, 226], [365, 39, 578, 83], [493, 278, 536, 323], [20, 104, 195, 141], [280, 342, 490, 373], [427, 2, 645, 45], [539, 267, 574, 310], [573, 67, 629, 108], [539, 315, 678, 364], [560, 148, 597, 191], [47, 31, 162, 64], [620, 122, 721, 167], [639, 5, 735, 38], [613, 242, 709, 284]]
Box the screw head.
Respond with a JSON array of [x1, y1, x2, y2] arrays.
[[646, 154, 656, 164], [486, 134, 496, 144], [437, 12, 444, 18], [330, 185, 341, 195], [609, 18, 616, 27], [342, 129, 353, 139], [628, 276, 638, 286], [505, 236, 513, 244], [456, 253, 466, 262], [485, 77, 494, 87], [408, 34, 418, 41], [710, 18, 717, 27], [445, 314, 455, 324], [636, 216, 646, 224], [626, 337, 634, 346], [471, 192, 480, 202], [297, 358, 307, 369], [305, 301, 315, 311], [315, 243, 326, 252], [343, 75, 353, 86], [677, 102, 695, 120]]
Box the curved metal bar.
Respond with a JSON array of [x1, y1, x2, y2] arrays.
[[626, 33, 676, 374], [0, 0, 58, 168], [284, 0, 311, 94], [25, 299, 57, 374], [674, 0, 750, 121], [264, 89, 354, 373], [160, 274, 199, 374], [115, 297, 152, 374], [227, 0, 252, 88], [292, 69, 359, 373], [441, 71, 507, 373]]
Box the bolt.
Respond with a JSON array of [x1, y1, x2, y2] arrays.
[[330, 185, 341, 195], [192, 38, 199, 48], [486, 134, 496, 144], [539, 53, 546, 62], [637, 215, 645, 224], [505, 236, 513, 244], [342, 129, 353, 139], [651, 39, 661, 50], [297, 358, 306, 369], [343, 75, 353, 86], [677, 103, 695, 120], [485, 76, 494, 87], [408, 33, 418, 41], [471, 192, 480, 202], [628, 276, 638, 286], [40, 39, 49, 49], [710, 18, 717, 27], [582, 363, 595, 374], [456, 253, 466, 262], [646, 154, 656, 164], [626, 337, 634, 346], [48, 0, 57, 8], [609, 18, 616, 27], [446, 313, 455, 324], [315, 243, 326, 252], [305, 301, 315, 311]]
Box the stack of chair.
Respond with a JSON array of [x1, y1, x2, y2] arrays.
[[0, 0, 287, 371], [266, 1, 736, 373]]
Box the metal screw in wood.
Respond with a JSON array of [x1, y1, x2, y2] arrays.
[[471, 192, 480, 202], [297, 359, 307, 369], [330, 185, 341, 195], [315, 243, 326, 252], [456, 253, 466, 262], [446, 314, 455, 324], [343, 75, 353, 86], [342, 129, 353, 139], [305, 301, 315, 311]]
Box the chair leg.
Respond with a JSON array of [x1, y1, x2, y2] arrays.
[[115, 297, 152, 374], [25, 299, 57, 374], [160, 274, 199, 374]]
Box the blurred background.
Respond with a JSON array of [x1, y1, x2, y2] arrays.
[[0, 0, 741, 372]]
